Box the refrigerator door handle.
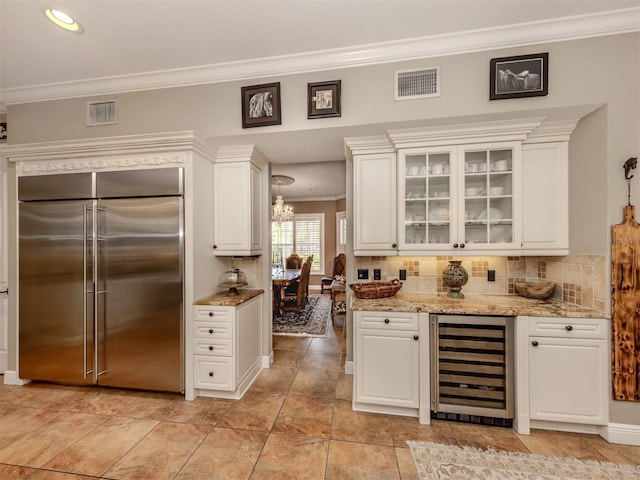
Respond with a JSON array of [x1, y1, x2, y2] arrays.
[[83, 204, 89, 378], [95, 205, 107, 377]]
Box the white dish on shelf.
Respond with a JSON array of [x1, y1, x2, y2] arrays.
[[491, 160, 509, 171], [478, 208, 503, 220]]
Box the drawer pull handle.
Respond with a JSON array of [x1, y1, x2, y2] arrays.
[[531, 340, 539, 347], [209, 329, 214, 334], [208, 312, 214, 317], [384, 318, 390, 324], [565, 325, 573, 331], [209, 345, 214, 351], [413, 335, 419, 341], [208, 371, 214, 377]]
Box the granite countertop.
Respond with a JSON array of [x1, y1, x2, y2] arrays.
[[195, 288, 264, 307], [350, 292, 608, 319]]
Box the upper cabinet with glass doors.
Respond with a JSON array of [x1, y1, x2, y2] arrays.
[[399, 147, 456, 250], [398, 142, 520, 253]]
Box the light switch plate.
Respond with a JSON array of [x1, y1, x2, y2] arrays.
[[357, 269, 369, 280]]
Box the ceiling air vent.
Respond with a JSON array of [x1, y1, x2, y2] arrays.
[[87, 100, 117, 126], [395, 67, 440, 100]]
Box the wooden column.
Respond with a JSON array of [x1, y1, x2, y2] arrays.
[[611, 205, 640, 401]]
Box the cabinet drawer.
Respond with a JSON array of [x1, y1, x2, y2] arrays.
[[194, 356, 233, 391], [193, 321, 233, 339], [355, 311, 419, 331], [194, 338, 232, 357], [194, 306, 232, 323], [528, 316, 606, 339]]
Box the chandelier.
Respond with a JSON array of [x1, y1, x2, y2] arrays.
[[272, 175, 295, 223]]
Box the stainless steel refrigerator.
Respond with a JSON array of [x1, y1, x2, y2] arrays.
[[18, 168, 184, 392]]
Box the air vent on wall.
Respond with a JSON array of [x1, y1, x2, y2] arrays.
[[395, 67, 440, 100], [87, 100, 117, 126]]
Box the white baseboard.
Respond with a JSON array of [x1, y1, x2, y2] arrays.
[[262, 353, 273, 368], [599, 422, 640, 446], [3, 370, 30, 385], [344, 360, 353, 375]]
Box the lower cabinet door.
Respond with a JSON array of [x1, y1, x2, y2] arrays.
[[194, 356, 234, 391], [355, 329, 419, 408], [529, 337, 608, 424]]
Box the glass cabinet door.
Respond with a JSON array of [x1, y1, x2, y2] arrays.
[[400, 149, 455, 249], [462, 147, 514, 248]]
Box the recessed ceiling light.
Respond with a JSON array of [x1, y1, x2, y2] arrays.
[[43, 8, 83, 33]]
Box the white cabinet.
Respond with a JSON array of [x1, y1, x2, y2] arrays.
[[527, 316, 608, 426], [348, 118, 578, 256], [188, 293, 263, 400], [354, 311, 420, 414], [353, 152, 398, 255], [521, 141, 569, 254], [213, 146, 268, 256], [398, 142, 520, 253]]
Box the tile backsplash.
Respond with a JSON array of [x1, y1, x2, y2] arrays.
[[353, 255, 606, 312]]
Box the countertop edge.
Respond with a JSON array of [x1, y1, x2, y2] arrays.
[[195, 288, 264, 307], [350, 293, 608, 319]]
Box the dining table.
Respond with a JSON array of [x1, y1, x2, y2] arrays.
[[272, 268, 301, 316]]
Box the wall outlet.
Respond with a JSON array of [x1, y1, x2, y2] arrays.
[[399, 269, 407, 281], [373, 269, 381, 280], [487, 269, 496, 282], [357, 269, 369, 280]]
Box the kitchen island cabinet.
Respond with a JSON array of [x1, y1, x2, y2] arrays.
[[187, 290, 263, 400]]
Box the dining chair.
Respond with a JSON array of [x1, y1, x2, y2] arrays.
[[285, 253, 303, 269], [283, 258, 311, 312], [321, 253, 346, 293]]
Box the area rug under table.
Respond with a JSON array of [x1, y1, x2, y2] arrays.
[[273, 295, 331, 337], [407, 441, 640, 480]]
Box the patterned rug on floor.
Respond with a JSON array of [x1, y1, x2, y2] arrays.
[[407, 441, 640, 480], [273, 294, 330, 337]]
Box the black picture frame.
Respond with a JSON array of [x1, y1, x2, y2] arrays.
[[241, 82, 281, 128], [307, 80, 341, 118], [490, 53, 548, 100]]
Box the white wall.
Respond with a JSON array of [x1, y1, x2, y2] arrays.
[[5, 32, 639, 425]]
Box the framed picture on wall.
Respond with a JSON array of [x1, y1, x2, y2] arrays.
[[490, 53, 548, 100], [307, 80, 341, 118], [241, 82, 281, 128]]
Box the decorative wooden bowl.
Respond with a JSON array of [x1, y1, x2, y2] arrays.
[[515, 281, 555, 299]]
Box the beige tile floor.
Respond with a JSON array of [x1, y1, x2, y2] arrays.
[[1, 317, 639, 479]]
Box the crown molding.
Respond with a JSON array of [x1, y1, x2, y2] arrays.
[[214, 144, 270, 167], [388, 118, 544, 148], [1, 8, 638, 105], [1, 131, 213, 164]]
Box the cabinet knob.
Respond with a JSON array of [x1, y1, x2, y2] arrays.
[[384, 318, 390, 324], [209, 345, 214, 351], [565, 325, 573, 331], [531, 340, 539, 347], [460, 243, 465, 248], [209, 328, 214, 334], [209, 312, 214, 317], [213, 245, 218, 249], [208, 371, 214, 377], [453, 243, 459, 248], [413, 335, 419, 341], [392, 243, 397, 248]]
